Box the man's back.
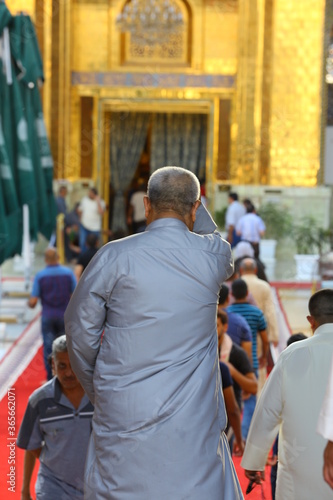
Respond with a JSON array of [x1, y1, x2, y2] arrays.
[[241, 273, 278, 343], [236, 213, 265, 243], [66, 213, 240, 499], [33, 265, 76, 317], [242, 326, 333, 499], [226, 309, 252, 346], [226, 200, 245, 228], [227, 302, 266, 370]]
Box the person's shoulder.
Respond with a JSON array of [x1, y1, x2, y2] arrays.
[[229, 309, 250, 326], [230, 343, 252, 368], [33, 268, 45, 280], [230, 342, 242, 355], [278, 335, 320, 365], [28, 379, 55, 408], [245, 302, 262, 312], [58, 265, 76, 276], [231, 342, 249, 359], [251, 275, 271, 289]]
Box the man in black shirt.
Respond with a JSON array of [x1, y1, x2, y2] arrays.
[[74, 233, 99, 281], [217, 310, 258, 410]]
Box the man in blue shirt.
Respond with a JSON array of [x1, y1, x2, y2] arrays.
[[227, 278, 268, 438], [28, 248, 76, 379]]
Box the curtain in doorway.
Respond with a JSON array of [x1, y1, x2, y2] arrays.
[[150, 113, 207, 179], [110, 112, 150, 231]]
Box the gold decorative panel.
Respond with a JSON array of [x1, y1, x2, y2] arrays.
[[7, 0, 35, 17], [269, 0, 325, 186], [121, 0, 190, 66], [204, 1, 238, 74], [72, 0, 109, 71]]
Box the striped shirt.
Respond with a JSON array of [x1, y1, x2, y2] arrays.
[[227, 302, 267, 370], [17, 377, 93, 494]]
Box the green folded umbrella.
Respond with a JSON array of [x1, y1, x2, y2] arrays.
[[9, 14, 56, 241]]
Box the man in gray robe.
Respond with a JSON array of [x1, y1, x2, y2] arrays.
[[65, 166, 243, 500]]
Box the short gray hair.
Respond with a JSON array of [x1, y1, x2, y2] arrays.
[[147, 166, 200, 216], [239, 257, 257, 273], [52, 335, 67, 357]]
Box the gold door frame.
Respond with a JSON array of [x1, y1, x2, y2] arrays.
[[96, 97, 220, 221]]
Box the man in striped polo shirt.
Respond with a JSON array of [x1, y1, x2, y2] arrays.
[[227, 278, 268, 439], [17, 335, 93, 499]]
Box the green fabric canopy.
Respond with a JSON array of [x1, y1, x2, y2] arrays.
[[0, 4, 56, 265]]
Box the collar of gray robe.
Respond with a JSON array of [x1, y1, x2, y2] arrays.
[[146, 218, 188, 231]]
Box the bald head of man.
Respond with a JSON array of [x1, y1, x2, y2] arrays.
[[44, 247, 59, 265], [239, 257, 258, 275]]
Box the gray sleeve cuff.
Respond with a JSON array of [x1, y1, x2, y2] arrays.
[[193, 203, 218, 235]]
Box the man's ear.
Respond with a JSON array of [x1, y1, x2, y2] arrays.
[[143, 196, 151, 219], [191, 200, 201, 223], [307, 315, 316, 331]]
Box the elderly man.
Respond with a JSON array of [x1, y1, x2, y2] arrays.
[[239, 257, 279, 393], [17, 335, 94, 499], [65, 166, 243, 499], [241, 288, 333, 499]]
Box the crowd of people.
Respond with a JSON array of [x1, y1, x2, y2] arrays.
[[14, 169, 333, 499]]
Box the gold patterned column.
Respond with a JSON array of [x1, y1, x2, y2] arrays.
[[259, 0, 274, 184], [232, 0, 263, 184], [320, 0, 333, 185], [269, 0, 325, 186], [51, 0, 71, 179]]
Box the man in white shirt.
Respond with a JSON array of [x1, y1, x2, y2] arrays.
[[127, 179, 147, 233], [78, 187, 106, 251], [317, 355, 333, 489], [225, 192, 246, 248], [236, 203, 265, 258], [241, 288, 333, 499]]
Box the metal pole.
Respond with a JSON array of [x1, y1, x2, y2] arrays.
[[22, 204, 31, 291]]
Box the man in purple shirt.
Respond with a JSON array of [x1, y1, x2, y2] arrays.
[[28, 247, 76, 379], [219, 284, 253, 365]]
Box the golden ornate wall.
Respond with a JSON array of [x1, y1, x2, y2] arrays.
[[8, 0, 327, 193], [268, 0, 325, 186]]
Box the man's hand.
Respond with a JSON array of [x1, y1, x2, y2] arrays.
[[244, 469, 265, 484], [233, 439, 245, 457], [27, 297, 38, 309], [21, 492, 32, 500], [258, 355, 267, 369], [323, 440, 333, 489]]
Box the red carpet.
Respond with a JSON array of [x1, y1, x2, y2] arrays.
[[234, 455, 272, 499], [0, 347, 46, 499], [0, 347, 272, 499]]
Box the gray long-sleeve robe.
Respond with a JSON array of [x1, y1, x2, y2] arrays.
[[65, 204, 243, 499]]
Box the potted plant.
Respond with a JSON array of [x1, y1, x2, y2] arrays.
[[293, 216, 331, 281], [257, 202, 292, 260], [214, 206, 228, 238]]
